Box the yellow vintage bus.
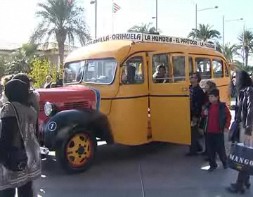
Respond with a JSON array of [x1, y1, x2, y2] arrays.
[[64, 33, 230, 146], [39, 33, 231, 172]]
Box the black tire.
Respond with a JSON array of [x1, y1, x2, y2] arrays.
[[56, 129, 97, 173]]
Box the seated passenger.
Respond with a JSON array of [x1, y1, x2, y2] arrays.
[[127, 65, 136, 84], [121, 65, 136, 84], [153, 64, 167, 83]]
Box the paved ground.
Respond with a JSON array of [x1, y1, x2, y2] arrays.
[[33, 138, 252, 197]]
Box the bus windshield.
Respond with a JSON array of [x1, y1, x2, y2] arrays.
[[64, 58, 117, 84]]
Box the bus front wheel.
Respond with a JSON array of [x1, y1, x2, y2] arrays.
[[56, 130, 97, 173]]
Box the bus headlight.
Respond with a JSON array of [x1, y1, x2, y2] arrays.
[[44, 102, 55, 116]]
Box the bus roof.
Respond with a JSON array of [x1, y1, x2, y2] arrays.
[[65, 33, 225, 63]]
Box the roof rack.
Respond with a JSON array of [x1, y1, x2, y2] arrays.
[[85, 33, 216, 50]]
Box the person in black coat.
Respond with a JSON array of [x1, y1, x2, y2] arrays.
[[186, 72, 205, 156], [227, 70, 253, 194]]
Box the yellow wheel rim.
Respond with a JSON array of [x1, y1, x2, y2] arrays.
[[66, 133, 93, 168]]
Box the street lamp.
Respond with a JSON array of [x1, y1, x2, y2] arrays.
[[195, 4, 218, 30], [152, 0, 158, 32], [90, 0, 97, 39], [222, 16, 243, 47]]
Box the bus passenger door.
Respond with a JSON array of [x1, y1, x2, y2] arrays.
[[110, 53, 149, 145], [148, 52, 191, 145]]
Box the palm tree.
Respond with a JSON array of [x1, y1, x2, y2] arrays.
[[188, 24, 220, 42], [237, 30, 253, 67], [30, 0, 90, 67], [221, 43, 238, 62], [232, 60, 253, 73], [127, 23, 159, 34]]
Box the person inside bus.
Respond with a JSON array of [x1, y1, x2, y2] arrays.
[[186, 72, 205, 156], [153, 64, 168, 83], [122, 65, 136, 84], [127, 65, 136, 83]]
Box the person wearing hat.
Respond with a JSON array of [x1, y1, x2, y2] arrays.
[[0, 79, 41, 196], [202, 88, 231, 172], [12, 73, 40, 116]]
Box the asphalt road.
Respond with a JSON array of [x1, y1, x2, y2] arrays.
[[33, 139, 252, 197]]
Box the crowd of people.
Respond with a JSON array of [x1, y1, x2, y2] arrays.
[[0, 69, 253, 195], [187, 70, 253, 194]]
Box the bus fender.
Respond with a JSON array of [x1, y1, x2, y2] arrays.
[[43, 109, 114, 150]]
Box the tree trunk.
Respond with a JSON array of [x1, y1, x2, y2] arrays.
[[245, 47, 249, 67], [56, 31, 67, 70], [58, 41, 65, 70]]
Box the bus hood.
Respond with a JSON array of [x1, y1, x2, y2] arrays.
[[37, 85, 100, 111]]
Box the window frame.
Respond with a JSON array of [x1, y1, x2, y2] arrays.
[[171, 54, 186, 83], [212, 59, 224, 78], [194, 57, 212, 79], [121, 55, 145, 85]]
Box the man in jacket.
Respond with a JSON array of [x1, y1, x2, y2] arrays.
[[186, 72, 205, 156]]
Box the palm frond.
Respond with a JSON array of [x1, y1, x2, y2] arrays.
[[188, 24, 221, 42], [32, 0, 91, 65]]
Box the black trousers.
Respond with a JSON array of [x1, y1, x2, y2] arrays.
[[236, 171, 250, 187], [0, 181, 33, 197], [189, 125, 202, 153], [206, 132, 227, 167]]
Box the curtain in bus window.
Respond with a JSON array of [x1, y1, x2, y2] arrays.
[[172, 56, 185, 82], [152, 54, 170, 83], [121, 56, 144, 84], [212, 60, 224, 78], [196, 58, 211, 79]]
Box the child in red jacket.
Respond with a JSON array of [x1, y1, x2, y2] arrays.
[[203, 88, 231, 172]]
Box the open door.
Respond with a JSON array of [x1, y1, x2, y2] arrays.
[[148, 52, 191, 145], [109, 52, 149, 145]]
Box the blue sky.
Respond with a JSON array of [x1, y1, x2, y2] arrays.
[[0, 0, 251, 47]]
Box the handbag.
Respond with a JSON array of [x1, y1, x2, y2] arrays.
[[228, 143, 253, 175], [2, 102, 28, 171]]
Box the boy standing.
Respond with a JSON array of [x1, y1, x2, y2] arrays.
[[204, 88, 231, 172]]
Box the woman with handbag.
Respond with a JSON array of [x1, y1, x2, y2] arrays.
[[0, 79, 41, 197], [227, 70, 253, 194]]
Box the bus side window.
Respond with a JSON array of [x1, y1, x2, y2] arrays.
[[152, 54, 170, 83], [121, 56, 144, 84], [212, 59, 223, 78], [189, 57, 193, 74], [172, 56, 185, 82], [196, 58, 211, 79]]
